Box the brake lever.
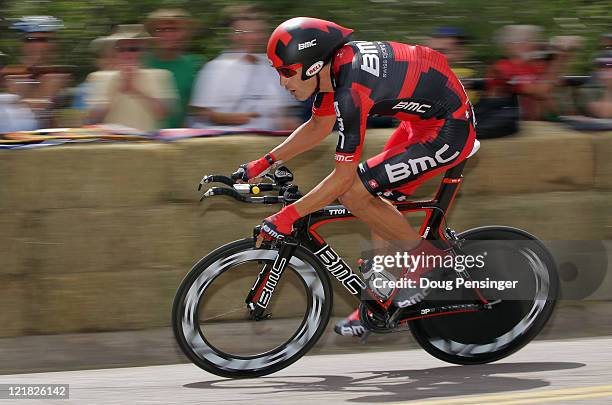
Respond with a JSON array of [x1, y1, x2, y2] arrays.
[[200, 187, 246, 202], [198, 175, 236, 191]]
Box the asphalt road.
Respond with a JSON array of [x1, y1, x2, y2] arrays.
[[1, 336, 612, 405]]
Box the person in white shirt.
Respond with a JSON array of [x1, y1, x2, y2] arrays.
[[190, 6, 300, 131], [85, 25, 177, 132], [0, 70, 37, 133]]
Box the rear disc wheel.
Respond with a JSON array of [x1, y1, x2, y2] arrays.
[[410, 226, 559, 365]]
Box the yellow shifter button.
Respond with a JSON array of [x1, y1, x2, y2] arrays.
[[251, 186, 260, 194]]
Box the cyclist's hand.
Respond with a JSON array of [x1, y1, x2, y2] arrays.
[[257, 205, 301, 247], [231, 153, 276, 182]]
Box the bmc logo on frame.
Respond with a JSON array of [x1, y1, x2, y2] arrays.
[[315, 244, 366, 295], [298, 39, 317, 50], [256, 256, 287, 308], [385, 144, 460, 183]]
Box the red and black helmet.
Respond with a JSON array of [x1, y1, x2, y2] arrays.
[[267, 17, 353, 80]]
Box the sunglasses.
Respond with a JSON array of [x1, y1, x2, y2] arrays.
[[234, 29, 257, 35], [276, 64, 300, 78], [23, 37, 53, 43], [116, 46, 143, 53], [155, 27, 182, 33]]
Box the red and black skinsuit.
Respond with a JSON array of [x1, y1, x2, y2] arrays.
[[313, 41, 476, 200]]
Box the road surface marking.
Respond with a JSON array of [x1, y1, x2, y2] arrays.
[[393, 384, 612, 404]]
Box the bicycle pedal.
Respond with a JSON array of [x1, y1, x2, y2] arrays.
[[359, 330, 372, 344], [250, 312, 272, 321], [388, 322, 411, 333]]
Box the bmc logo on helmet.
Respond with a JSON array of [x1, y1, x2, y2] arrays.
[[306, 61, 324, 77], [298, 39, 317, 50]]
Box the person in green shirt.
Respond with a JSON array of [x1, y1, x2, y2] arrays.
[[143, 9, 204, 128]]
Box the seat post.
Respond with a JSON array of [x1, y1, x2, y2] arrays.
[[443, 160, 466, 180], [436, 161, 466, 207], [425, 161, 467, 240]]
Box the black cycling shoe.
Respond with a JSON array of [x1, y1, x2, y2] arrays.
[[334, 309, 365, 337]]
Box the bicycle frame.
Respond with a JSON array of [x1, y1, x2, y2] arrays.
[[246, 161, 487, 323]]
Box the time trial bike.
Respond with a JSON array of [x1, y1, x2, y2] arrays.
[[172, 140, 559, 378]]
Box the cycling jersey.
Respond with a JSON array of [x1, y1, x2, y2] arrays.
[[312, 41, 476, 198]]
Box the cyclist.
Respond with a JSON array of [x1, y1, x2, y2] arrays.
[[232, 17, 476, 337]]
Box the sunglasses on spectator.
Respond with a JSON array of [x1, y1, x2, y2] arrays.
[[234, 29, 257, 35], [276, 65, 300, 78], [23, 37, 53, 43], [155, 27, 181, 33], [115, 46, 143, 53]]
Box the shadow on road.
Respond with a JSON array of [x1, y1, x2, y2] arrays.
[[184, 362, 584, 403]]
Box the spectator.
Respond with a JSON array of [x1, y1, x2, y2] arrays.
[[428, 27, 479, 103], [557, 51, 612, 131], [2, 16, 72, 128], [574, 34, 612, 116], [428, 27, 470, 67], [0, 63, 37, 134], [84, 25, 178, 132], [89, 36, 117, 71], [143, 9, 204, 128], [585, 53, 612, 118], [485, 25, 579, 121], [71, 34, 117, 112], [190, 5, 300, 131]]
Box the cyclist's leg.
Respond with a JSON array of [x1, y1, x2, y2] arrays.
[[340, 118, 475, 248], [356, 117, 475, 268], [338, 118, 473, 245], [358, 118, 475, 209], [334, 118, 475, 336], [339, 178, 419, 242], [339, 120, 419, 244], [334, 123, 415, 337], [365, 122, 416, 252]]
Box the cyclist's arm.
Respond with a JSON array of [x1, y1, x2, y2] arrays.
[[292, 87, 372, 216], [292, 161, 359, 215], [269, 113, 336, 162]]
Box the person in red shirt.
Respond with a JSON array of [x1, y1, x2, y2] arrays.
[[232, 17, 476, 336], [486, 25, 581, 121]]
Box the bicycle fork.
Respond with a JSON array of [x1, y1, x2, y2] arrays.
[[245, 237, 298, 320]]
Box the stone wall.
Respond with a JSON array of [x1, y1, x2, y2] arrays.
[[1, 122, 610, 338]]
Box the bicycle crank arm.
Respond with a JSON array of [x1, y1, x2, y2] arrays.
[[360, 300, 502, 334], [394, 301, 501, 327]]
